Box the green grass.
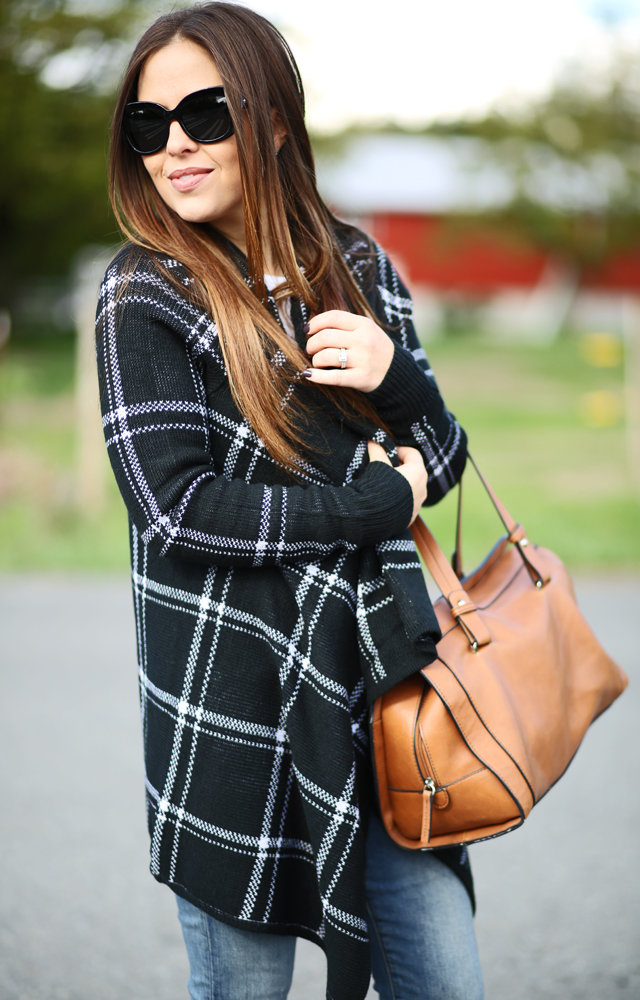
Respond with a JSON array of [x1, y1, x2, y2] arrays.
[[420, 333, 639, 572], [0, 334, 129, 571], [0, 497, 129, 570], [0, 330, 638, 571], [0, 332, 76, 397]]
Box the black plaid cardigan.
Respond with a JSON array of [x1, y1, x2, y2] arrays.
[[96, 227, 470, 1000]]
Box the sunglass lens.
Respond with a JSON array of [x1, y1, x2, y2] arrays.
[[125, 107, 168, 154], [181, 92, 233, 142]]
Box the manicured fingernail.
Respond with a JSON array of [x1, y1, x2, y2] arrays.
[[302, 323, 310, 335], [302, 369, 313, 378]]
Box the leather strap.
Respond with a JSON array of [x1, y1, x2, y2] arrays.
[[465, 453, 550, 587], [410, 517, 491, 650], [451, 480, 463, 579], [410, 454, 552, 646]]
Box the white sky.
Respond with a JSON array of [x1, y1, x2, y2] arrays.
[[243, 0, 640, 131]]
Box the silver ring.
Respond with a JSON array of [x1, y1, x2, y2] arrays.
[[338, 348, 348, 370]]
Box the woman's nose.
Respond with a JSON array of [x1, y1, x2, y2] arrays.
[[165, 119, 199, 156]]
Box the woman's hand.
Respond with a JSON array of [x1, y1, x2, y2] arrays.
[[367, 441, 427, 525], [304, 311, 394, 392]]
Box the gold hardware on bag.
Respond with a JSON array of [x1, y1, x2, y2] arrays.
[[370, 455, 628, 852]]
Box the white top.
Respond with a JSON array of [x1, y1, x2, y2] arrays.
[[264, 274, 295, 340]]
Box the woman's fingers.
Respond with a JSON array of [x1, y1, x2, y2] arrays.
[[302, 310, 394, 393], [302, 367, 353, 387], [396, 446, 425, 467], [306, 310, 361, 337], [302, 356, 378, 391], [366, 442, 427, 525], [367, 440, 391, 465], [306, 330, 353, 361], [309, 346, 354, 370], [394, 447, 428, 524], [304, 330, 359, 385]]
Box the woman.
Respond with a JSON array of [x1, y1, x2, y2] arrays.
[[97, 4, 483, 999]]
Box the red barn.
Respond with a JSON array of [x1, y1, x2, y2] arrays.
[[316, 134, 640, 338]]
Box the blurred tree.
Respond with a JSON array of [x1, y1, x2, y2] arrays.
[[429, 50, 640, 271], [3, 0, 640, 316], [0, 0, 144, 313]]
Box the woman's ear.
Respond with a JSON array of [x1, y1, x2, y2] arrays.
[[271, 108, 287, 153]]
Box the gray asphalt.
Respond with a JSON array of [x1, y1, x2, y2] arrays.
[[0, 574, 638, 1000]]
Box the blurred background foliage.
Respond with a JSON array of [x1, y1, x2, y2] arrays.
[[0, 0, 638, 572], [432, 54, 640, 273], [4, 0, 640, 319], [312, 52, 640, 274], [0, 0, 142, 308]]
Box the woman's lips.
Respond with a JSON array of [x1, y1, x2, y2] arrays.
[[168, 168, 212, 193]]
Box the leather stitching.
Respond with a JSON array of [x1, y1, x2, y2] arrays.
[[417, 725, 450, 808], [427, 659, 528, 814], [439, 766, 487, 790], [436, 564, 526, 641], [387, 766, 486, 795], [436, 656, 535, 805]]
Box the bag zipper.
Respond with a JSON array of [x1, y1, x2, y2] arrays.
[[421, 777, 436, 847]]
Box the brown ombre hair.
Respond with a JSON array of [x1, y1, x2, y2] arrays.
[[109, 1, 384, 475]]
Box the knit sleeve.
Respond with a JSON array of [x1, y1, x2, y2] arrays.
[[364, 243, 467, 506], [95, 253, 413, 568]]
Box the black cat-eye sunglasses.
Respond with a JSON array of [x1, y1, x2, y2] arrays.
[[123, 86, 246, 155]]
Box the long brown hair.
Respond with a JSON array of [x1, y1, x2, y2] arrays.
[[109, 2, 383, 474]]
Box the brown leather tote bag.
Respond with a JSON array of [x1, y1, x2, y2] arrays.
[[370, 456, 628, 850]]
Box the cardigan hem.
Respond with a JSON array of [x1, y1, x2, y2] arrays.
[[165, 876, 329, 946]]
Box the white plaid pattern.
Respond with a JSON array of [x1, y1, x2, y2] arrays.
[[95, 228, 468, 1000]]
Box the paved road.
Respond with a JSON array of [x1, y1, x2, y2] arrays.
[[0, 575, 638, 1000]]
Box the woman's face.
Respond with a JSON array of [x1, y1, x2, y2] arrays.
[[137, 38, 244, 239]]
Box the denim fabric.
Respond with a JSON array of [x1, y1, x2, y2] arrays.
[[175, 811, 484, 1000], [176, 894, 295, 1000], [364, 811, 484, 1000]]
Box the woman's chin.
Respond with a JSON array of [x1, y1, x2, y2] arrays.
[[171, 201, 214, 224], [170, 200, 236, 228]]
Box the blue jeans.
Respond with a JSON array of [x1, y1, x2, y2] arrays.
[[175, 810, 484, 1000]]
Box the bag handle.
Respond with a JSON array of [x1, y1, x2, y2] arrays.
[[464, 453, 549, 588], [410, 455, 549, 650], [411, 516, 491, 651], [451, 476, 464, 579], [450, 453, 548, 588]]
